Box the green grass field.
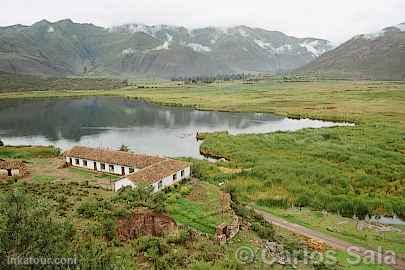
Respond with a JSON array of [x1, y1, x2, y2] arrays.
[[1, 80, 403, 124], [167, 182, 233, 234], [0, 145, 61, 159]]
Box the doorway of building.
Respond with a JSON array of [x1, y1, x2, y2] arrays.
[[121, 167, 125, 176], [94, 162, 97, 171], [7, 169, 12, 177]]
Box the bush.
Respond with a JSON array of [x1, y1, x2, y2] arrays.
[[257, 196, 290, 209], [180, 185, 192, 196], [296, 194, 311, 208], [0, 191, 75, 264], [113, 184, 167, 212], [231, 201, 275, 240], [251, 221, 275, 239], [167, 228, 192, 245], [101, 218, 116, 242], [112, 207, 129, 218], [133, 236, 166, 255], [77, 200, 112, 218], [74, 237, 119, 269], [167, 192, 180, 203]]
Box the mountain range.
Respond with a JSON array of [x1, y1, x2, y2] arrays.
[[0, 19, 333, 78], [300, 23, 405, 80], [1, 19, 404, 80]]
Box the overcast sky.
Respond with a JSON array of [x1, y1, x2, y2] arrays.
[[1, 0, 404, 44]]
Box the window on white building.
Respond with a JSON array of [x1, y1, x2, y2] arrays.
[[83, 160, 88, 166], [172, 174, 177, 181], [101, 163, 106, 170], [109, 165, 114, 172], [181, 170, 185, 177], [75, 159, 79, 165], [158, 180, 163, 189]]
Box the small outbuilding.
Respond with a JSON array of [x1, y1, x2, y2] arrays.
[[0, 159, 28, 179]]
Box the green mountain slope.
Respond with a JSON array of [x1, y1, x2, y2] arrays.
[[0, 19, 334, 77], [299, 23, 405, 80]]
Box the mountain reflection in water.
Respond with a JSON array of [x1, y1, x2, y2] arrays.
[[0, 97, 352, 158]]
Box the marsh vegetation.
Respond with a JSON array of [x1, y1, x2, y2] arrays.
[[0, 78, 404, 269]]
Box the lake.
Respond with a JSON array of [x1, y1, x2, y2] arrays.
[[0, 97, 353, 158]]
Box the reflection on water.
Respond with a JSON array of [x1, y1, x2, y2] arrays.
[[0, 97, 352, 158]]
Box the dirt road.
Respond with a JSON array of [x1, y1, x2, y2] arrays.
[[255, 209, 405, 270]]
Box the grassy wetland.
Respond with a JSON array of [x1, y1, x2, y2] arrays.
[[0, 78, 404, 269], [2, 79, 403, 215]]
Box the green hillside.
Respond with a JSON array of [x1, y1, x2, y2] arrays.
[[0, 19, 333, 78], [300, 23, 405, 80]]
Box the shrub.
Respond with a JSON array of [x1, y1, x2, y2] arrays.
[[251, 221, 274, 239], [101, 218, 116, 242], [167, 228, 192, 245], [77, 200, 112, 218], [231, 201, 275, 240], [295, 194, 311, 208], [74, 237, 118, 269], [113, 184, 167, 212], [112, 207, 129, 218], [352, 199, 370, 219], [180, 185, 192, 196], [256, 196, 290, 209], [133, 236, 166, 255], [0, 191, 75, 263]]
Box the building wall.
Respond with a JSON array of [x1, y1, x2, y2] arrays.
[[114, 178, 136, 191], [0, 169, 8, 177], [0, 169, 20, 177], [115, 166, 191, 192], [151, 166, 191, 192], [65, 156, 136, 176], [11, 169, 20, 176]]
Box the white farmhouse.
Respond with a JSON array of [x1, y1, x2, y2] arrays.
[[64, 146, 164, 176], [115, 159, 191, 192], [63, 146, 191, 192]]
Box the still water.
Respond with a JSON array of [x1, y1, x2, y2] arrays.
[[0, 97, 352, 158]]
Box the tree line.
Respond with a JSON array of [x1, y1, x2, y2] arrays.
[[170, 73, 256, 84]]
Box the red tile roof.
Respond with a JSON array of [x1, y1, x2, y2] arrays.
[[0, 159, 26, 170], [0, 159, 28, 178], [64, 146, 164, 169], [126, 159, 190, 184]]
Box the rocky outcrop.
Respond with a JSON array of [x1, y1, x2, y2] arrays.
[[263, 241, 289, 265], [215, 216, 240, 244], [215, 193, 240, 244], [117, 210, 177, 241]]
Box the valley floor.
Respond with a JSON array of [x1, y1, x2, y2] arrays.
[[0, 79, 404, 269]]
